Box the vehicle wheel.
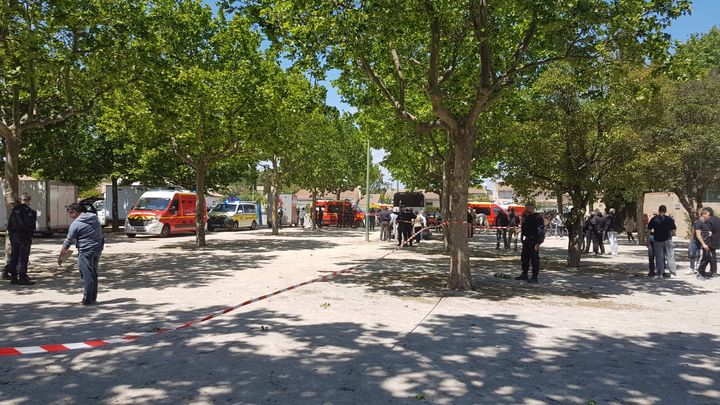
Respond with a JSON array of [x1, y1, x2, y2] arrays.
[[126, 233, 136, 238], [207, 225, 214, 232], [229, 221, 238, 231], [250, 220, 257, 230], [160, 224, 171, 237], [40, 232, 53, 237], [354, 220, 364, 228]]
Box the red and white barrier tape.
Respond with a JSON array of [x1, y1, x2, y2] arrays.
[[0, 228, 427, 357]]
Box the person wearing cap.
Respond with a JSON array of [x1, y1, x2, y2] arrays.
[[60, 202, 104, 305], [515, 203, 545, 283], [5, 193, 37, 285]]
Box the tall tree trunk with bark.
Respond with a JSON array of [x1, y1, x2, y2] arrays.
[[445, 129, 473, 290], [311, 189, 317, 230], [195, 161, 208, 247], [270, 158, 280, 236], [636, 191, 646, 245], [565, 195, 588, 267], [111, 176, 120, 232], [3, 130, 21, 259], [441, 143, 454, 254]]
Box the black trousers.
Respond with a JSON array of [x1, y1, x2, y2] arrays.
[[698, 247, 717, 277], [398, 224, 412, 246], [521, 241, 540, 278], [592, 233, 605, 254], [8, 237, 32, 278], [496, 229, 508, 248]]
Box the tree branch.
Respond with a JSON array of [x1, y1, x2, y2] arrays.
[[424, 0, 459, 132], [390, 47, 405, 108], [170, 137, 198, 169]]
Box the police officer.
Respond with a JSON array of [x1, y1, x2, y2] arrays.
[[515, 203, 545, 283], [496, 209, 510, 249], [397, 207, 416, 247], [6, 193, 37, 285]]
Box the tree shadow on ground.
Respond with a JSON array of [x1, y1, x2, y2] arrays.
[[329, 238, 712, 302], [3, 249, 275, 297], [1, 304, 717, 404]]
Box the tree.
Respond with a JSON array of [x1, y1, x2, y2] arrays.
[[21, 113, 111, 190], [652, 74, 720, 225], [499, 62, 649, 267], [0, 0, 144, 212], [253, 67, 332, 235], [123, 0, 266, 246], [235, 0, 690, 289], [666, 26, 720, 80]]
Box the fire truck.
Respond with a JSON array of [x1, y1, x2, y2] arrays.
[[314, 200, 365, 227]]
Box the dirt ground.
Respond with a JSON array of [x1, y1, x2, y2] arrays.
[[0, 227, 719, 405]]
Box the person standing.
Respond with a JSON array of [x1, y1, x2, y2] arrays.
[[623, 216, 636, 242], [379, 207, 391, 241], [515, 203, 545, 283], [413, 210, 427, 243], [368, 209, 376, 231], [315, 206, 324, 228], [60, 203, 104, 305], [696, 207, 718, 279], [390, 208, 399, 243], [591, 210, 606, 255], [647, 205, 677, 278], [5, 193, 37, 285], [507, 209, 516, 249], [496, 209, 510, 249], [397, 207, 416, 247], [688, 209, 704, 274], [605, 208, 620, 256], [582, 214, 593, 253]]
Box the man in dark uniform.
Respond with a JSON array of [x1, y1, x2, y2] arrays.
[[6, 193, 37, 285], [591, 209, 605, 255], [397, 207, 416, 247], [496, 209, 510, 249], [346, 207, 355, 228], [515, 203, 545, 283], [316, 206, 324, 228]]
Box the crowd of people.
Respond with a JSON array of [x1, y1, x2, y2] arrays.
[[6, 196, 716, 306]]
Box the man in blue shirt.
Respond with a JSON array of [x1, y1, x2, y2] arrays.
[[59, 203, 104, 305]]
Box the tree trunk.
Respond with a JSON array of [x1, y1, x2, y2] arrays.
[[270, 159, 280, 236], [556, 192, 564, 214], [446, 129, 473, 291], [195, 162, 207, 247], [3, 130, 21, 260], [441, 143, 454, 254], [636, 190, 646, 245], [565, 204, 585, 268], [311, 189, 317, 230], [111, 176, 120, 232]]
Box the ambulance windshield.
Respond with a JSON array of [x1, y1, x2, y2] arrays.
[[135, 197, 170, 211], [211, 204, 238, 213]]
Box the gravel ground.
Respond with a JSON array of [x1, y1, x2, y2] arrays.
[[0, 228, 718, 405]]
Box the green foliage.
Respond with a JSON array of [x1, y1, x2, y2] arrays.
[[21, 114, 111, 189], [666, 27, 720, 80], [646, 73, 720, 217]]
